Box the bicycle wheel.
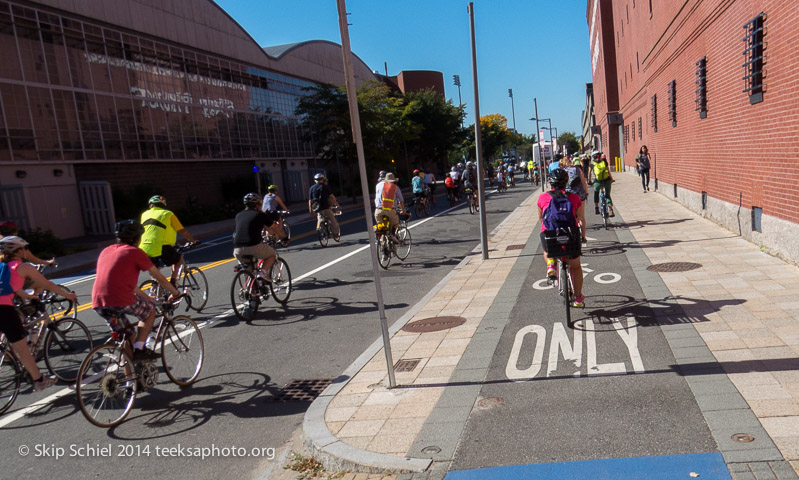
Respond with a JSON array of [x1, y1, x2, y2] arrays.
[[268, 258, 292, 305], [44, 318, 93, 382], [0, 350, 21, 416], [283, 221, 291, 241], [448, 194, 456, 207], [468, 197, 476, 215], [230, 270, 260, 321], [76, 344, 137, 428], [332, 225, 341, 242], [45, 286, 76, 319], [139, 279, 165, 300], [395, 227, 412, 260], [414, 201, 424, 219], [423, 198, 431, 215], [560, 261, 572, 324], [377, 237, 391, 269], [180, 266, 209, 311], [601, 198, 609, 230], [160, 315, 204, 387], [317, 225, 328, 247]]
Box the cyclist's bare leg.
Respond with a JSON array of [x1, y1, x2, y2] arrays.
[[170, 256, 184, 285], [261, 255, 276, 274], [134, 308, 156, 347], [10, 337, 45, 380], [568, 257, 584, 298]]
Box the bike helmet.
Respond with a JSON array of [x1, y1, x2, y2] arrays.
[[115, 220, 144, 246], [378, 170, 387, 180], [267, 184, 278, 193], [413, 169, 420, 175], [457, 162, 463, 168], [313, 173, 326, 182], [451, 166, 457, 172], [0, 235, 28, 254], [548, 169, 569, 190], [148, 195, 166, 207], [591, 150, 600, 156], [243, 192, 261, 207]]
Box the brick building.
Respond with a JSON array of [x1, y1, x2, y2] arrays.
[[587, 0, 799, 264]]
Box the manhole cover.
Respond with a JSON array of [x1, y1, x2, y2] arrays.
[[270, 379, 334, 402], [421, 446, 441, 454], [646, 262, 703, 272], [476, 396, 504, 410], [394, 359, 421, 372], [731, 433, 755, 443], [505, 244, 526, 250], [402, 316, 467, 333]]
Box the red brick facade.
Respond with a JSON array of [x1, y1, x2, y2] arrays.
[[588, 0, 799, 251]]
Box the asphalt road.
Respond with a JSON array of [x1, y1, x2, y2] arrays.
[[451, 205, 719, 471], [1, 182, 534, 480]]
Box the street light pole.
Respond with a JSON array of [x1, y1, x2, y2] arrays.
[[533, 99, 543, 192], [453, 74, 464, 128], [508, 89, 516, 132], [468, 2, 489, 260]]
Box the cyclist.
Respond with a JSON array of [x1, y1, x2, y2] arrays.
[[139, 195, 198, 285], [234, 193, 286, 274], [565, 157, 590, 244], [423, 170, 437, 205], [412, 169, 426, 207], [593, 153, 615, 217], [0, 221, 56, 268], [507, 162, 515, 187], [308, 174, 341, 239], [463, 162, 479, 210], [0, 236, 77, 391], [444, 173, 456, 201], [93, 220, 180, 361], [374, 172, 406, 241], [261, 184, 290, 234], [496, 168, 506, 191], [537, 170, 585, 308], [449, 166, 461, 199]]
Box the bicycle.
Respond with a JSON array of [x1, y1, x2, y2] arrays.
[[75, 295, 204, 428], [317, 206, 342, 247], [0, 299, 94, 415], [374, 218, 411, 269], [465, 187, 477, 214], [543, 230, 582, 325], [265, 210, 291, 246], [230, 237, 292, 321], [598, 187, 610, 230], [497, 180, 507, 193], [139, 243, 209, 312], [413, 192, 431, 218], [32, 263, 77, 320], [447, 189, 458, 207]]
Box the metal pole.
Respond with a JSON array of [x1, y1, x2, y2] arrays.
[[508, 89, 516, 132], [454, 75, 464, 129], [336, 0, 395, 388], [468, 2, 488, 261], [551, 126, 558, 158], [534, 98, 544, 192]]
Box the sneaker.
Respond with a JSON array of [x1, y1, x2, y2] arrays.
[[609, 207, 616, 217], [582, 237, 588, 245], [133, 348, 160, 362], [595, 206, 600, 215], [546, 262, 556, 278], [647, 185, 650, 191], [643, 189, 647, 193], [33, 376, 57, 392], [571, 295, 585, 308]]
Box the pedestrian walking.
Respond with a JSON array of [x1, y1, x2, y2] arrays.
[[635, 145, 652, 192]]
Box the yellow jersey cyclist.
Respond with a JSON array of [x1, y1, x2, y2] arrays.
[[139, 195, 198, 284]]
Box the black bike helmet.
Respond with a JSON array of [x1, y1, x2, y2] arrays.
[[243, 192, 261, 207], [115, 219, 144, 246], [548, 169, 569, 190]]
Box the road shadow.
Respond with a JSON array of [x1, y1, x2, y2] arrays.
[[237, 296, 410, 326]]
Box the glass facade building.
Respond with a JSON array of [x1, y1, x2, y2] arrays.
[[0, 0, 377, 237]]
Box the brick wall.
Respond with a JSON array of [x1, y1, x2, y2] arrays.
[[590, 0, 799, 226]]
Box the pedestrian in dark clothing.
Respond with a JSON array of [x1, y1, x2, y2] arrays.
[[635, 145, 652, 192]]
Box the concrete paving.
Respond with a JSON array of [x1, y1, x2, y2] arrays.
[[301, 172, 799, 479]]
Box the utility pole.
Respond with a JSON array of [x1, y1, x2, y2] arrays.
[[468, 2, 489, 260], [508, 89, 516, 132]]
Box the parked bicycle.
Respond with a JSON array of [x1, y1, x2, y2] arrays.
[[374, 218, 411, 269], [230, 236, 292, 321], [317, 206, 342, 247], [139, 243, 209, 312], [75, 295, 203, 428], [0, 298, 93, 415]]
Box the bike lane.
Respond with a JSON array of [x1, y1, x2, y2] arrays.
[[446, 209, 738, 478]]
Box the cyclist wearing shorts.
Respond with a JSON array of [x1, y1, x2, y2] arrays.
[[566, 156, 590, 243], [507, 163, 515, 186], [234, 193, 286, 273], [374, 172, 406, 238], [463, 162, 479, 210], [412, 169, 425, 205], [592, 153, 615, 217], [139, 195, 197, 284], [261, 185, 290, 232], [537, 170, 585, 308], [424, 170, 437, 199], [93, 220, 180, 361], [0, 236, 77, 391], [444, 173, 456, 200], [308, 174, 340, 238]]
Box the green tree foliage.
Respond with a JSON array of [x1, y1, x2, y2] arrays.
[[464, 114, 511, 162], [558, 131, 580, 155], [403, 89, 467, 172]]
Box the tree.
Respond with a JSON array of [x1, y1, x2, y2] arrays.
[[464, 114, 511, 162], [402, 89, 467, 174], [558, 131, 580, 155]]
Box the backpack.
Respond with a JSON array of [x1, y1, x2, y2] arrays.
[[310, 185, 322, 212], [542, 190, 577, 232], [566, 166, 582, 190], [0, 262, 15, 297], [593, 161, 609, 181]]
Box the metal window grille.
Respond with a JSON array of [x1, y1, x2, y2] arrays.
[[638, 117, 642, 140], [631, 121, 635, 142], [650, 94, 658, 132], [695, 57, 708, 118], [668, 80, 677, 127], [742, 13, 766, 104]]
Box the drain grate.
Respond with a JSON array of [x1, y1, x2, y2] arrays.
[[394, 358, 421, 372], [402, 316, 467, 333], [731, 433, 755, 443], [271, 379, 334, 402], [505, 244, 526, 251], [646, 262, 703, 272]]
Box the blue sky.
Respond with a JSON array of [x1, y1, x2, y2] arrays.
[[214, 0, 592, 142]]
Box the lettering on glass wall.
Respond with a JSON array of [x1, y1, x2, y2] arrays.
[[129, 87, 234, 118]]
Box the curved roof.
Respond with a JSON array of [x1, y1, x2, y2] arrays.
[[262, 40, 377, 86]]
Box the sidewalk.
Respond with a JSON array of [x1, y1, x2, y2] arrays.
[[300, 172, 799, 479]]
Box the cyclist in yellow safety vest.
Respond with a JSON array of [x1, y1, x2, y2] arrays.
[[139, 195, 197, 284], [374, 172, 406, 239]]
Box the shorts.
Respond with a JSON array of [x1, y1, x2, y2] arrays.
[[233, 242, 275, 265], [264, 210, 282, 223], [414, 192, 424, 201], [94, 295, 154, 333], [426, 182, 436, 192], [0, 305, 26, 343], [150, 244, 181, 267]]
